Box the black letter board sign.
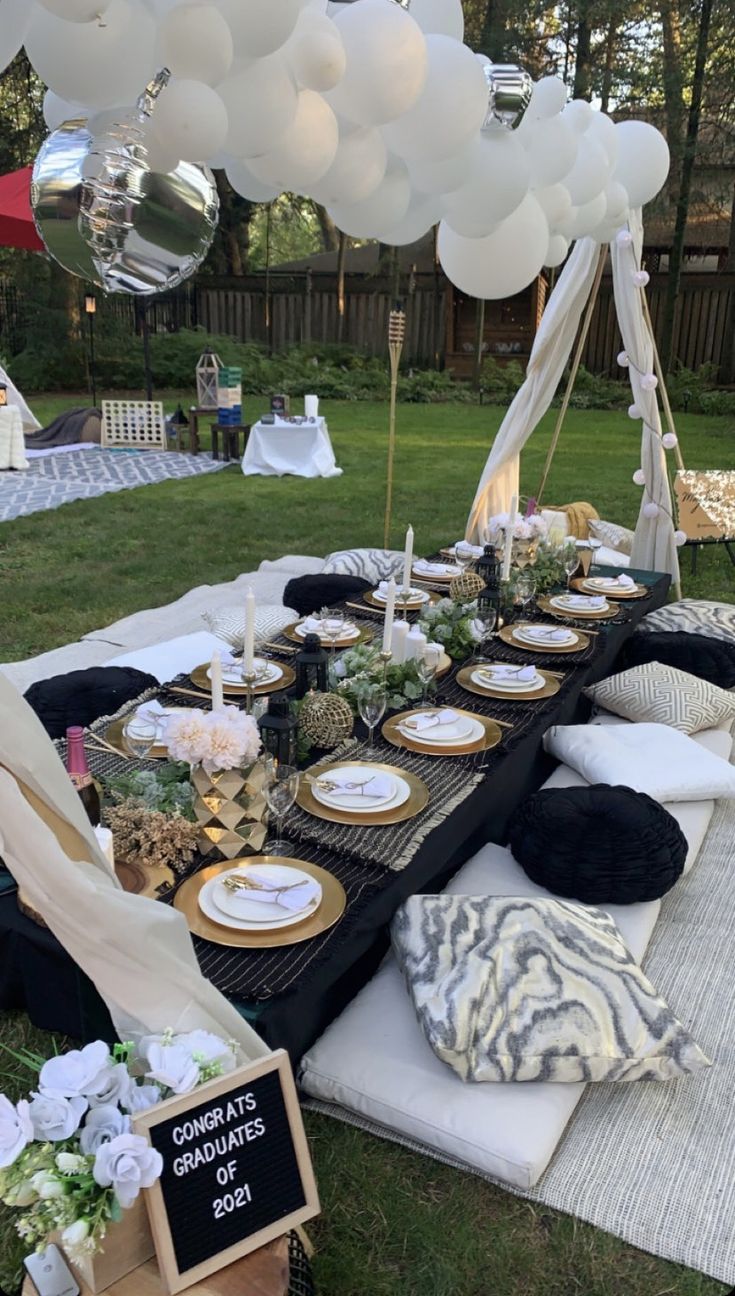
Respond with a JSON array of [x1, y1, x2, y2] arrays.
[[133, 1051, 319, 1294]]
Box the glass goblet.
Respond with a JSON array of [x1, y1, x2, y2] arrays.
[[263, 764, 300, 855], [123, 719, 157, 761], [358, 684, 387, 757], [416, 653, 439, 707], [563, 543, 579, 587], [515, 570, 537, 624], [322, 610, 347, 656], [454, 541, 475, 574], [474, 607, 497, 661]]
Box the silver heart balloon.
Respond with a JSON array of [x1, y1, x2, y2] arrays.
[[31, 72, 219, 295]]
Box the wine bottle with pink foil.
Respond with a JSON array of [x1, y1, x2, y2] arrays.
[[65, 726, 101, 827]]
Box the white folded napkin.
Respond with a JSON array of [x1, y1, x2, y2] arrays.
[[301, 615, 324, 633], [403, 709, 460, 732], [519, 626, 572, 642], [378, 581, 423, 598], [318, 772, 394, 800], [132, 700, 168, 733], [453, 542, 484, 558], [226, 870, 320, 914], [414, 560, 456, 576], [478, 664, 537, 683], [594, 574, 635, 589], [561, 595, 606, 610]]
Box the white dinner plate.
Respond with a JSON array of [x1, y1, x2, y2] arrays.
[[372, 587, 429, 605], [583, 578, 633, 593], [295, 621, 360, 641], [513, 626, 578, 647], [311, 768, 410, 813], [412, 562, 462, 579], [210, 864, 322, 925], [472, 669, 546, 693], [398, 715, 475, 745], [207, 659, 282, 686], [550, 594, 609, 612], [198, 873, 320, 932], [127, 708, 173, 737]]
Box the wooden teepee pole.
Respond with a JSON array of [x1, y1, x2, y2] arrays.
[[536, 246, 608, 505]]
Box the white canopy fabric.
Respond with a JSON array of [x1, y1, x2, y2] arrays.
[[0, 363, 40, 432], [0, 672, 269, 1062]]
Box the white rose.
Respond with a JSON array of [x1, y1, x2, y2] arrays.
[[39, 1042, 112, 1100], [79, 1105, 131, 1156], [172, 1031, 235, 1075], [30, 1171, 65, 1200], [122, 1084, 161, 1115], [0, 1095, 33, 1169], [56, 1152, 87, 1174], [61, 1219, 90, 1248], [87, 1064, 133, 1111], [93, 1134, 163, 1209], [29, 1093, 87, 1143], [13, 1181, 38, 1206], [144, 1043, 200, 1096]]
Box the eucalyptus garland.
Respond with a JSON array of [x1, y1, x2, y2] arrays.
[[330, 642, 431, 713], [419, 598, 482, 661]]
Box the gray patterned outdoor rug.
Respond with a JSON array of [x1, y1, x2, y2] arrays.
[[0, 447, 229, 522]]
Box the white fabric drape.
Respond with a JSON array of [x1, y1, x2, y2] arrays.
[[465, 238, 601, 544], [611, 210, 679, 584], [0, 673, 268, 1062], [0, 363, 40, 432]]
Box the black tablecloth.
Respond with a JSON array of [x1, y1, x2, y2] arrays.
[[0, 569, 669, 1060]]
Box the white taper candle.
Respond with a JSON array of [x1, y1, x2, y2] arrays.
[[243, 587, 256, 676], [402, 524, 414, 594], [382, 578, 396, 653], [210, 650, 224, 711]]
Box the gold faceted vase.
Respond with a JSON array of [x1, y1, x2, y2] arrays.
[[191, 762, 268, 861]]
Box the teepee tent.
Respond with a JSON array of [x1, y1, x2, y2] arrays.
[[0, 362, 40, 432], [466, 210, 681, 588]]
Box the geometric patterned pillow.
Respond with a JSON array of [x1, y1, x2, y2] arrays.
[[202, 603, 297, 649], [585, 661, 735, 734], [640, 599, 735, 644], [322, 548, 404, 585], [589, 518, 635, 556], [391, 894, 710, 1083]]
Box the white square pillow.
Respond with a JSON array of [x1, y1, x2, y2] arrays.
[[391, 895, 710, 1083], [589, 519, 634, 556], [586, 661, 735, 735], [544, 722, 735, 802], [322, 548, 404, 584], [202, 604, 296, 649], [641, 599, 735, 644]]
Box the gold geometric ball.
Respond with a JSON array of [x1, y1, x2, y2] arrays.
[[299, 691, 354, 749], [449, 570, 485, 602]]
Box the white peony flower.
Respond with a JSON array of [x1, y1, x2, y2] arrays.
[[0, 1095, 33, 1168], [122, 1084, 162, 1115], [39, 1042, 112, 1100], [93, 1134, 163, 1209], [29, 1093, 87, 1144], [79, 1105, 131, 1157], [87, 1064, 133, 1111], [172, 1031, 236, 1075], [56, 1152, 87, 1174], [30, 1171, 65, 1200], [200, 709, 262, 775], [61, 1219, 90, 1249], [144, 1043, 200, 1095], [164, 711, 212, 766]]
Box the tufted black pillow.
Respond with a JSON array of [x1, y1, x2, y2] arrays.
[[25, 667, 158, 739], [283, 573, 372, 617], [508, 784, 687, 904], [620, 630, 735, 690]]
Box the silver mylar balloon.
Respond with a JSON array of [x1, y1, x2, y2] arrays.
[[483, 63, 533, 131], [31, 72, 219, 295]]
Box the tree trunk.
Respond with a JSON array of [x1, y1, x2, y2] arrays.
[[660, 0, 714, 373], [336, 231, 347, 344], [659, 0, 686, 195], [313, 203, 340, 253], [573, 0, 593, 100], [719, 181, 735, 384], [599, 18, 618, 113], [481, 0, 511, 60]]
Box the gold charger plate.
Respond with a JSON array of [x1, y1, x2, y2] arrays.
[[538, 594, 620, 622], [499, 624, 590, 654], [412, 565, 460, 583], [283, 621, 373, 648], [363, 589, 441, 611], [106, 708, 190, 759], [297, 760, 429, 826], [571, 577, 649, 601], [382, 707, 501, 757], [173, 856, 346, 949], [190, 661, 296, 695], [456, 664, 561, 701]]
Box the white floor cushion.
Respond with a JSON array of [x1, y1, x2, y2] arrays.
[[0, 641, 115, 695], [104, 631, 227, 685], [544, 721, 735, 802]]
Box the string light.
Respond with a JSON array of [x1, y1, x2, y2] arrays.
[[633, 469, 646, 486], [632, 269, 650, 288]]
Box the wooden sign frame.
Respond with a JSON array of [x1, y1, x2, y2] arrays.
[[133, 1050, 319, 1295], [675, 469, 735, 541]]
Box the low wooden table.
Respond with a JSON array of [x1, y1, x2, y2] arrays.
[[211, 423, 250, 463]]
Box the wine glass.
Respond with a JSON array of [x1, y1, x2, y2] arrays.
[[454, 540, 475, 573], [358, 684, 387, 757], [473, 607, 497, 660], [563, 541, 579, 587], [515, 570, 537, 625], [416, 651, 439, 706], [263, 764, 300, 855], [123, 717, 157, 761], [322, 609, 347, 656]]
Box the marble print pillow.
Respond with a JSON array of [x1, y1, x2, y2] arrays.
[[391, 895, 710, 1084], [322, 548, 404, 585], [640, 600, 735, 644], [589, 518, 635, 556]]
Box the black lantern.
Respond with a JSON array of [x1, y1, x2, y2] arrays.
[[0, 383, 6, 408], [476, 544, 502, 622], [259, 697, 298, 767], [294, 633, 329, 699]]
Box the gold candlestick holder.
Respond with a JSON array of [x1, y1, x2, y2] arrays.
[[379, 649, 393, 677], [240, 669, 260, 714]]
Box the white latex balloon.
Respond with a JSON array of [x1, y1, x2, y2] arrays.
[[219, 58, 298, 158], [604, 180, 629, 222], [159, 5, 233, 86], [26, 0, 157, 109], [444, 130, 530, 237], [613, 120, 671, 208], [225, 158, 281, 203], [409, 0, 464, 40], [563, 136, 609, 206], [534, 183, 572, 227], [154, 78, 228, 162], [0, 0, 32, 75], [327, 0, 428, 126], [383, 35, 489, 165], [545, 234, 569, 267], [410, 137, 478, 196], [530, 76, 567, 119], [309, 125, 387, 206], [564, 99, 593, 133], [380, 191, 445, 246], [587, 111, 618, 168], [524, 116, 578, 187], [438, 194, 550, 300], [217, 0, 301, 57], [247, 90, 338, 188], [36, 0, 112, 20], [43, 90, 86, 131], [566, 190, 607, 238], [329, 159, 411, 239], [290, 23, 346, 92], [141, 122, 181, 174]]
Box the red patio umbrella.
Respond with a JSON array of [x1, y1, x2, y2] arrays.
[[0, 166, 44, 253]]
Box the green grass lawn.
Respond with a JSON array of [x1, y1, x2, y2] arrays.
[[1, 393, 734, 1295]]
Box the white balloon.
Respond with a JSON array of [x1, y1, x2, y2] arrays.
[[247, 90, 338, 188], [36, 0, 113, 20], [43, 90, 86, 131], [613, 120, 671, 208], [380, 191, 445, 246], [327, 0, 428, 126], [534, 183, 572, 227], [290, 24, 345, 92], [0, 0, 33, 75], [587, 111, 618, 168], [524, 116, 577, 186], [438, 194, 550, 300], [154, 78, 228, 162], [159, 5, 233, 86], [604, 180, 629, 222], [567, 190, 607, 238], [309, 125, 387, 206], [217, 0, 301, 57], [563, 135, 609, 206], [564, 98, 593, 133], [530, 76, 567, 119], [26, 0, 157, 109], [329, 159, 411, 239], [383, 35, 489, 164], [555, 206, 579, 240], [409, 0, 464, 40], [218, 58, 298, 158], [140, 122, 181, 174], [545, 234, 569, 267], [225, 158, 281, 203], [410, 137, 478, 196], [444, 130, 530, 237]]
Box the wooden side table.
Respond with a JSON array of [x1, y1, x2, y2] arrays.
[[188, 407, 218, 457], [211, 424, 250, 463]]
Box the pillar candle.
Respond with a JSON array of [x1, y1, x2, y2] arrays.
[[382, 578, 396, 653], [501, 494, 518, 581], [391, 619, 410, 665], [402, 525, 414, 593], [243, 588, 256, 676], [405, 626, 427, 662], [210, 650, 224, 711]]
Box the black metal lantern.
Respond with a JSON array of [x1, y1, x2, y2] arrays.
[[258, 697, 298, 767], [294, 633, 329, 699], [476, 544, 502, 621]]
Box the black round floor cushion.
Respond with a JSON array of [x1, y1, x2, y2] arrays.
[[508, 784, 687, 904], [25, 666, 158, 739], [284, 573, 372, 616], [621, 630, 735, 689]]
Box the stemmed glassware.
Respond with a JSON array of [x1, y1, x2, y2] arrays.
[[473, 607, 497, 661], [454, 541, 475, 574], [563, 541, 579, 587], [358, 683, 387, 757], [322, 609, 347, 656], [415, 652, 439, 706], [515, 569, 537, 622], [263, 763, 300, 855], [123, 719, 157, 761]]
